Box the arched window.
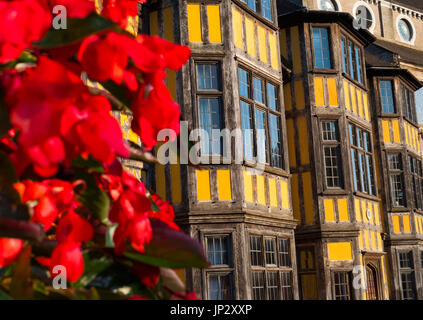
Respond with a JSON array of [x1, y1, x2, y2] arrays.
[[398, 19, 413, 42], [319, 0, 337, 11], [354, 4, 374, 31]]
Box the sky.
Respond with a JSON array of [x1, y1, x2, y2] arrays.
[[416, 88, 423, 124]]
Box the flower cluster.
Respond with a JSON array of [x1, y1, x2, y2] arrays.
[[0, 0, 202, 300]]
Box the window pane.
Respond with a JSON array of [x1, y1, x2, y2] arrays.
[[261, 0, 272, 21], [266, 272, 280, 300], [278, 239, 291, 267], [380, 81, 395, 113], [255, 109, 268, 164], [269, 114, 283, 169], [250, 236, 263, 266], [199, 98, 223, 155], [348, 41, 356, 79], [324, 146, 343, 188], [206, 236, 230, 266], [333, 272, 351, 300], [265, 238, 277, 265], [241, 101, 254, 161], [401, 273, 416, 300], [238, 68, 250, 98], [197, 64, 219, 90], [281, 272, 293, 300], [313, 28, 332, 69], [267, 83, 277, 111], [399, 251, 413, 269], [247, 0, 256, 12], [208, 274, 233, 300], [252, 272, 265, 300], [322, 121, 339, 141], [253, 77, 265, 104], [341, 37, 348, 74], [355, 47, 363, 84]]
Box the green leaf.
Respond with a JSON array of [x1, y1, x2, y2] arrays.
[[71, 155, 105, 173], [101, 80, 131, 107], [123, 219, 209, 269], [34, 12, 116, 49], [105, 224, 117, 248], [73, 251, 113, 289], [76, 172, 110, 223], [0, 151, 20, 204]]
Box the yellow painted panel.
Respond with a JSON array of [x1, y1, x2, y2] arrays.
[[284, 84, 292, 111], [392, 120, 401, 143], [217, 170, 232, 201], [269, 32, 279, 70], [207, 5, 221, 43], [301, 274, 318, 300], [350, 84, 357, 114], [297, 117, 310, 165], [364, 229, 369, 249], [291, 26, 302, 74], [149, 11, 158, 36], [243, 171, 253, 203], [155, 163, 166, 200], [257, 25, 268, 63], [268, 178, 277, 207], [245, 18, 255, 57], [419, 217, 423, 234], [163, 7, 174, 42], [373, 203, 380, 226], [294, 80, 305, 109], [363, 93, 370, 121], [187, 4, 202, 42], [286, 118, 296, 166], [328, 242, 353, 261], [344, 81, 351, 111], [232, 8, 243, 49], [404, 123, 409, 145], [361, 200, 367, 223], [357, 90, 363, 118], [371, 231, 376, 250], [377, 233, 383, 250], [328, 78, 338, 106], [128, 129, 138, 144], [291, 174, 301, 223], [355, 198, 361, 222], [280, 180, 290, 209], [338, 199, 349, 222], [166, 69, 176, 100], [403, 215, 411, 233], [314, 77, 325, 107], [358, 231, 364, 249], [256, 175, 266, 205], [324, 199, 335, 222], [170, 164, 181, 203], [279, 29, 287, 60], [196, 170, 211, 201], [302, 172, 314, 224], [382, 120, 391, 143], [392, 215, 401, 233]]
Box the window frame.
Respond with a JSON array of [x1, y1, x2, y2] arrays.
[[401, 83, 418, 124], [203, 233, 235, 300], [397, 250, 417, 300], [408, 155, 423, 210], [331, 270, 353, 300], [379, 79, 396, 114], [340, 33, 366, 86], [249, 234, 293, 300], [349, 122, 377, 197], [320, 120, 344, 190], [311, 25, 334, 71], [237, 66, 285, 170], [240, 0, 274, 22], [387, 153, 406, 208], [194, 60, 225, 157]]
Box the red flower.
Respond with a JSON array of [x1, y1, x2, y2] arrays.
[[0, 238, 23, 268], [130, 263, 160, 288], [113, 213, 152, 255], [0, 0, 51, 63], [101, 0, 145, 28], [55, 211, 94, 244], [149, 194, 179, 231], [48, 0, 95, 18], [9, 56, 128, 176], [14, 179, 80, 231], [50, 242, 84, 283], [131, 79, 181, 150]]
